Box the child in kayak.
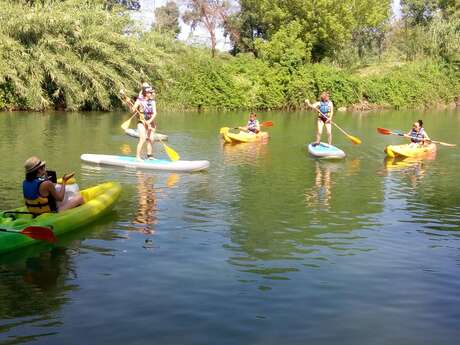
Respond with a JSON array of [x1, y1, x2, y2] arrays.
[[239, 112, 260, 134], [23, 156, 83, 215], [132, 86, 157, 161], [407, 120, 431, 146], [311, 92, 334, 146]]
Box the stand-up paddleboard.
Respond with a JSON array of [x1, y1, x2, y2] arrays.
[[307, 142, 346, 159], [81, 154, 209, 172], [124, 128, 168, 141]]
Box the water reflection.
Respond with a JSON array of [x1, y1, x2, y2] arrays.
[[133, 172, 158, 235], [222, 140, 269, 166], [0, 248, 77, 343]]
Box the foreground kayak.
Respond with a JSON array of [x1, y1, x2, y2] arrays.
[[307, 142, 346, 159], [124, 128, 168, 141], [0, 182, 121, 255], [220, 127, 269, 144], [81, 154, 210, 172], [384, 143, 437, 158]]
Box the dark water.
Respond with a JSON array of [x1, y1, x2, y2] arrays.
[[0, 109, 459, 345]]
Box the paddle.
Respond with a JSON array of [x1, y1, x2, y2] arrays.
[[118, 90, 180, 161], [0, 226, 57, 243], [230, 121, 274, 130], [119, 90, 137, 130], [377, 127, 457, 147], [304, 99, 362, 145]]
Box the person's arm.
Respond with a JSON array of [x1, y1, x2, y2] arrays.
[[41, 180, 65, 202], [423, 131, 431, 141], [255, 120, 261, 131], [132, 99, 141, 114]]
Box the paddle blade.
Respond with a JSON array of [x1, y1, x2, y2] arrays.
[[20, 226, 57, 243], [121, 117, 132, 130], [377, 127, 392, 135], [260, 121, 273, 127], [349, 135, 362, 145], [163, 143, 180, 161]]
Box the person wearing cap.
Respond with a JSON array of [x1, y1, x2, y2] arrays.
[[132, 86, 157, 161], [23, 157, 83, 215], [138, 82, 151, 101]]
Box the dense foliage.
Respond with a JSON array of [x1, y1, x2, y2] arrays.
[[0, 0, 459, 111]]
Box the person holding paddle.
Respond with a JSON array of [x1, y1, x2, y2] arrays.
[[239, 112, 260, 134], [407, 120, 430, 146], [132, 86, 157, 161], [23, 156, 83, 214], [311, 92, 334, 146]]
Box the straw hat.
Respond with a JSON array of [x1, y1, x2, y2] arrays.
[[24, 156, 46, 173]]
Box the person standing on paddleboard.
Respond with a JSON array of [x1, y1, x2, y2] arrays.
[[407, 120, 431, 147], [23, 156, 83, 214], [311, 92, 334, 146], [239, 112, 260, 134], [132, 86, 157, 161]]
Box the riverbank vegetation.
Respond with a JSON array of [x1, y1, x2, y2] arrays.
[[0, 0, 459, 111]]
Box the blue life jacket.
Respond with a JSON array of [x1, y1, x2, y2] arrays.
[[23, 178, 57, 214], [319, 101, 331, 115], [410, 127, 425, 143]]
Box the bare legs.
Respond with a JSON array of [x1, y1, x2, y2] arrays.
[[316, 119, 332, 145], [136, 123, 155, 160]]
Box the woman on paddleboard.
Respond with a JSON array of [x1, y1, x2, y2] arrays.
[[407, 120, 430, 146], [311, 92, 334, 146], [132, 86, 157, 161], [23, 156, 83, 214]]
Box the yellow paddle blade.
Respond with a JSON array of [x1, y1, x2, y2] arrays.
[[121, 117, 132, 130], [162, 142, 180, 161], [348, 135, 362, 145]]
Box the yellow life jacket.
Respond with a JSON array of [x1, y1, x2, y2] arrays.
[[23, 178, 56, 214]]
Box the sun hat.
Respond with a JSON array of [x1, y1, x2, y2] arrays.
[[24, 156, 46, 173]]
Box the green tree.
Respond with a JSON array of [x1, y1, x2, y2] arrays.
[[153, 1, 181, 37], [254, 21, 308, 72], [227, 0, 391, 62]]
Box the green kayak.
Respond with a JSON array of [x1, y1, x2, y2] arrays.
[[0, 181, 121, 255]]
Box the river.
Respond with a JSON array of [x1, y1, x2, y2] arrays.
[[0, 109, 459, 344]]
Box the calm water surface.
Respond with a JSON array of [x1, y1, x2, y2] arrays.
[[0, 109, 459, 345]]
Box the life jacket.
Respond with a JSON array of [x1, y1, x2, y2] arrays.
[[23, 178, 57, 215], [410, 127, 425, 143], [140, 99, 155, 121], [319, 101, 331, 115], [247, 119, 259, 133]]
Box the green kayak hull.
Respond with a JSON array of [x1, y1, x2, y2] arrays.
[[0, 182, 121, 255]]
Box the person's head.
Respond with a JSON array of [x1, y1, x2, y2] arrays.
[[142, 86, 155, 99], [24, 156, 46, 181], [249, 112, 257, 121], [320, 92, 329, 102], [413, 119, 423, 130]]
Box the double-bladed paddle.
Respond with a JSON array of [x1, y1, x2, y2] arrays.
[[377, 127, 456, 147], [0, 226, 57, 243], [304, 99, 362, 145]]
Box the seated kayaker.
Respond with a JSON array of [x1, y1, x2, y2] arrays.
[[23, 156, 83, 215], [239, 112, 260, 134], [311, 92, 334, 146], [407, 120, 430, 146]]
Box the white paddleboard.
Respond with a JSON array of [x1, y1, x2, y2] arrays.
[[307, 142, 346, 159], [124, 128, 168, 141], [81, 154, 209, 172]]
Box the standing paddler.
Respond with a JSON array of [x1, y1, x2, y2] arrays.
[[310, 92, 334, 146], [131, 86, 157, 161]]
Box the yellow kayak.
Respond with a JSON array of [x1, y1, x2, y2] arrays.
[[384, 143, 437, 158], [219, 127, 269, 143]]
